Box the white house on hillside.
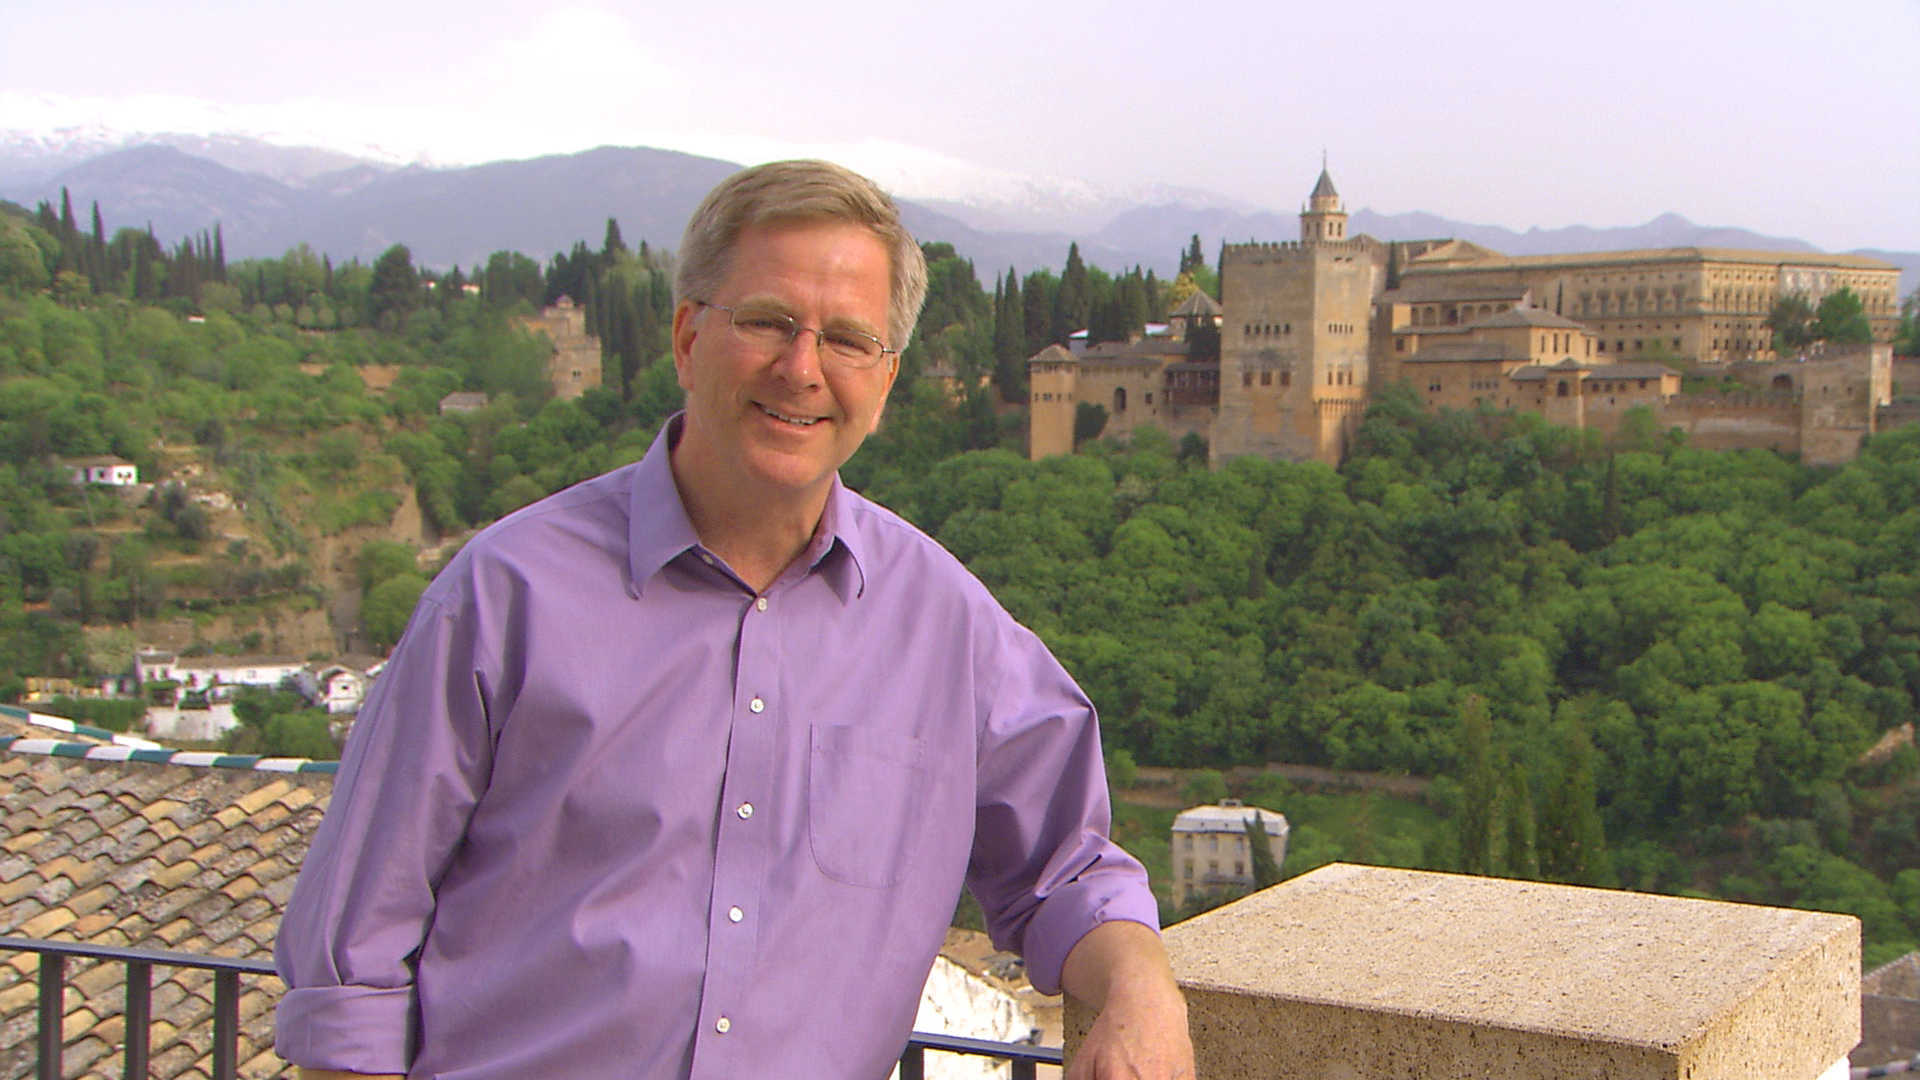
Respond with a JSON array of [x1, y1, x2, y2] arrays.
[[133, 650, 306, 701], [293, 662, 371, 714], [67, 456, 140, 486], [1171, 799, 1290, 909]]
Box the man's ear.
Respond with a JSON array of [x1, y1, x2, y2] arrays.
[[671, 301, 701, 391], [869, 354, 901, 434]]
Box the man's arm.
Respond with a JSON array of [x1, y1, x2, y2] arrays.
[[1059, 921, 1195, 1080], [962, 614, 1192, 1076], [275, 590, 495, 1074]]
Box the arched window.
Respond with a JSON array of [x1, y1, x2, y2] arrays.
[[1556, 380, 1570, 398], [1114, 387, 1127, 413]]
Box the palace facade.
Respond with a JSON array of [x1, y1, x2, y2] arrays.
[[1028, 169, 1902, 468]]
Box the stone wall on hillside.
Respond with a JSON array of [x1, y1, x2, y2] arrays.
[[1659, 393, 1801, 453]]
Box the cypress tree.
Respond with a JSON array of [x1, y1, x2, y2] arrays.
[[1503, 764, 1539, 878], [1457, 694, 1501, 875], [1054, 243, 1090, 344], [991, 267, 1027, 403], [1181, 234, 1204, 276], [1245, 813, 1283, 888], [88, 202, 107, 293], [133, 243, 153, 300], [1539, 717, 1612, 886], [1022, 271, 1052, 355]]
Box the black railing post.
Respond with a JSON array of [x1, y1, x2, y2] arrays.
[[1012, 1060, 1037, 1080], [36, 951, 64, 1080], [125, 959, 152, 1078], [213, 968, 241, 1080], [898, 1043, 925, 1080]]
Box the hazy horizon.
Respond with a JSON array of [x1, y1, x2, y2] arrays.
[[4, 0, 1916, 255]]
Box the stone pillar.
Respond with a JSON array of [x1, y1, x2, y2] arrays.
[[1068, 863, 1858, 1079]]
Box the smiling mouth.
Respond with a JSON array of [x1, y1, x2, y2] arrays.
[[758, 403, 823, 427]]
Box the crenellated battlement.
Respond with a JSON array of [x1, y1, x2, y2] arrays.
[[1224, 238, 1371, 261]]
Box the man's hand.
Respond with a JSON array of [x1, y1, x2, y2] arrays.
[[1059, 920, 1196, 1079]]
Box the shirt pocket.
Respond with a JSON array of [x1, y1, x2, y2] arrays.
[[808, 723, 928, 888]]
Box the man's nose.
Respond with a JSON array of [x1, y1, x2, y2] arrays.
[[769, 328, 825, 385]]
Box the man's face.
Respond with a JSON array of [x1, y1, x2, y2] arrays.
[[671, 220, 898, 509]]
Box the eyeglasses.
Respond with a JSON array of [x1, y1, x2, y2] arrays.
[[697, 301, 896, 369]]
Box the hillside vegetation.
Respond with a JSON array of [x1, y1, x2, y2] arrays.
[[3, 195, 1918, 961]]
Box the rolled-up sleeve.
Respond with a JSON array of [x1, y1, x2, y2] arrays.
[[967, 616, 1160, 996], [274, 591, 496, 1073]]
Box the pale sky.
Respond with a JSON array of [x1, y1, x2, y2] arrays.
[[4, 0, 1916, 254]]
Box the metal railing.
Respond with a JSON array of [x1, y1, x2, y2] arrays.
[[3, 935, 276, 1080], [900, 1030, 1062, 1079], [4, 935, 1064, 1079]]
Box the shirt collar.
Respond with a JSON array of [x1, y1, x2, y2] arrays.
[[811, 475, 869, 603], [625, 413, 868, 603]]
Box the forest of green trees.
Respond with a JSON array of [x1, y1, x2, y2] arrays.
[[3, 190, 1920, 962]]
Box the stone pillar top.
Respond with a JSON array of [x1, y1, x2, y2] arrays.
[[1159, 862, 1860, 1080]]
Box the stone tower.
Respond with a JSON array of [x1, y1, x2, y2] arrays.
[[1299, 162, 1348, 244], [1027, 344, 1080, 460], [1213, 166, 1385, 465]]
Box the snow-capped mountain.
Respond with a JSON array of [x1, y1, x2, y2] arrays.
[[0, 92, 1252, 237], [3, 96, 1910, 292]]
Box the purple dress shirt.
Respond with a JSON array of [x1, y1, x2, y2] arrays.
[[274, 416, 1157, 1079]]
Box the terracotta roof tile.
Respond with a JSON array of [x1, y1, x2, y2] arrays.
[[1, 742, 332, 1079]]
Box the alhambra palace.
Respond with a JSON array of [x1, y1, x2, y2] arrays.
[[1028, 168, 1911, 467]]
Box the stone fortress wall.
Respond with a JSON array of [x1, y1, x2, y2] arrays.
[[1028, 167, 1907, 468]]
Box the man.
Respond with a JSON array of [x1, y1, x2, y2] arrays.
[[275, 160, 1193, 1079]]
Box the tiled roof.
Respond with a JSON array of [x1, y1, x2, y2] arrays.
[[1402, 341, 1527, 363], [1080, 338, 1190, 364], [0, 741, 337, 1079], [1859, 951, 1920, 1068], [1409, 245, 1896, 273], [1508, 361, 1677, 382], [1584, 362, 1680, 379], [1172, 803, 1289, 834], [1464, 307, 1588, 331], [1169, 291, 1223, 317], [1382, 281, 1531, 304], [1027, 344, 1076, 366]]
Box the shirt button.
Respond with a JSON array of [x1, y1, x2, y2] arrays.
[[728, 905, 744, 923], [748, 697, 765, 714], [715, 1016, 731, 1034], [736, 802, 754, 820], [755, 596, 768, 612]]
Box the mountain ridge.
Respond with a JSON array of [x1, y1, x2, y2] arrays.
[[3, 137, 1911, 294]]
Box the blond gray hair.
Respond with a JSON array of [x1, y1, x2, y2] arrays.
[[673, 160, 929, 352]]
